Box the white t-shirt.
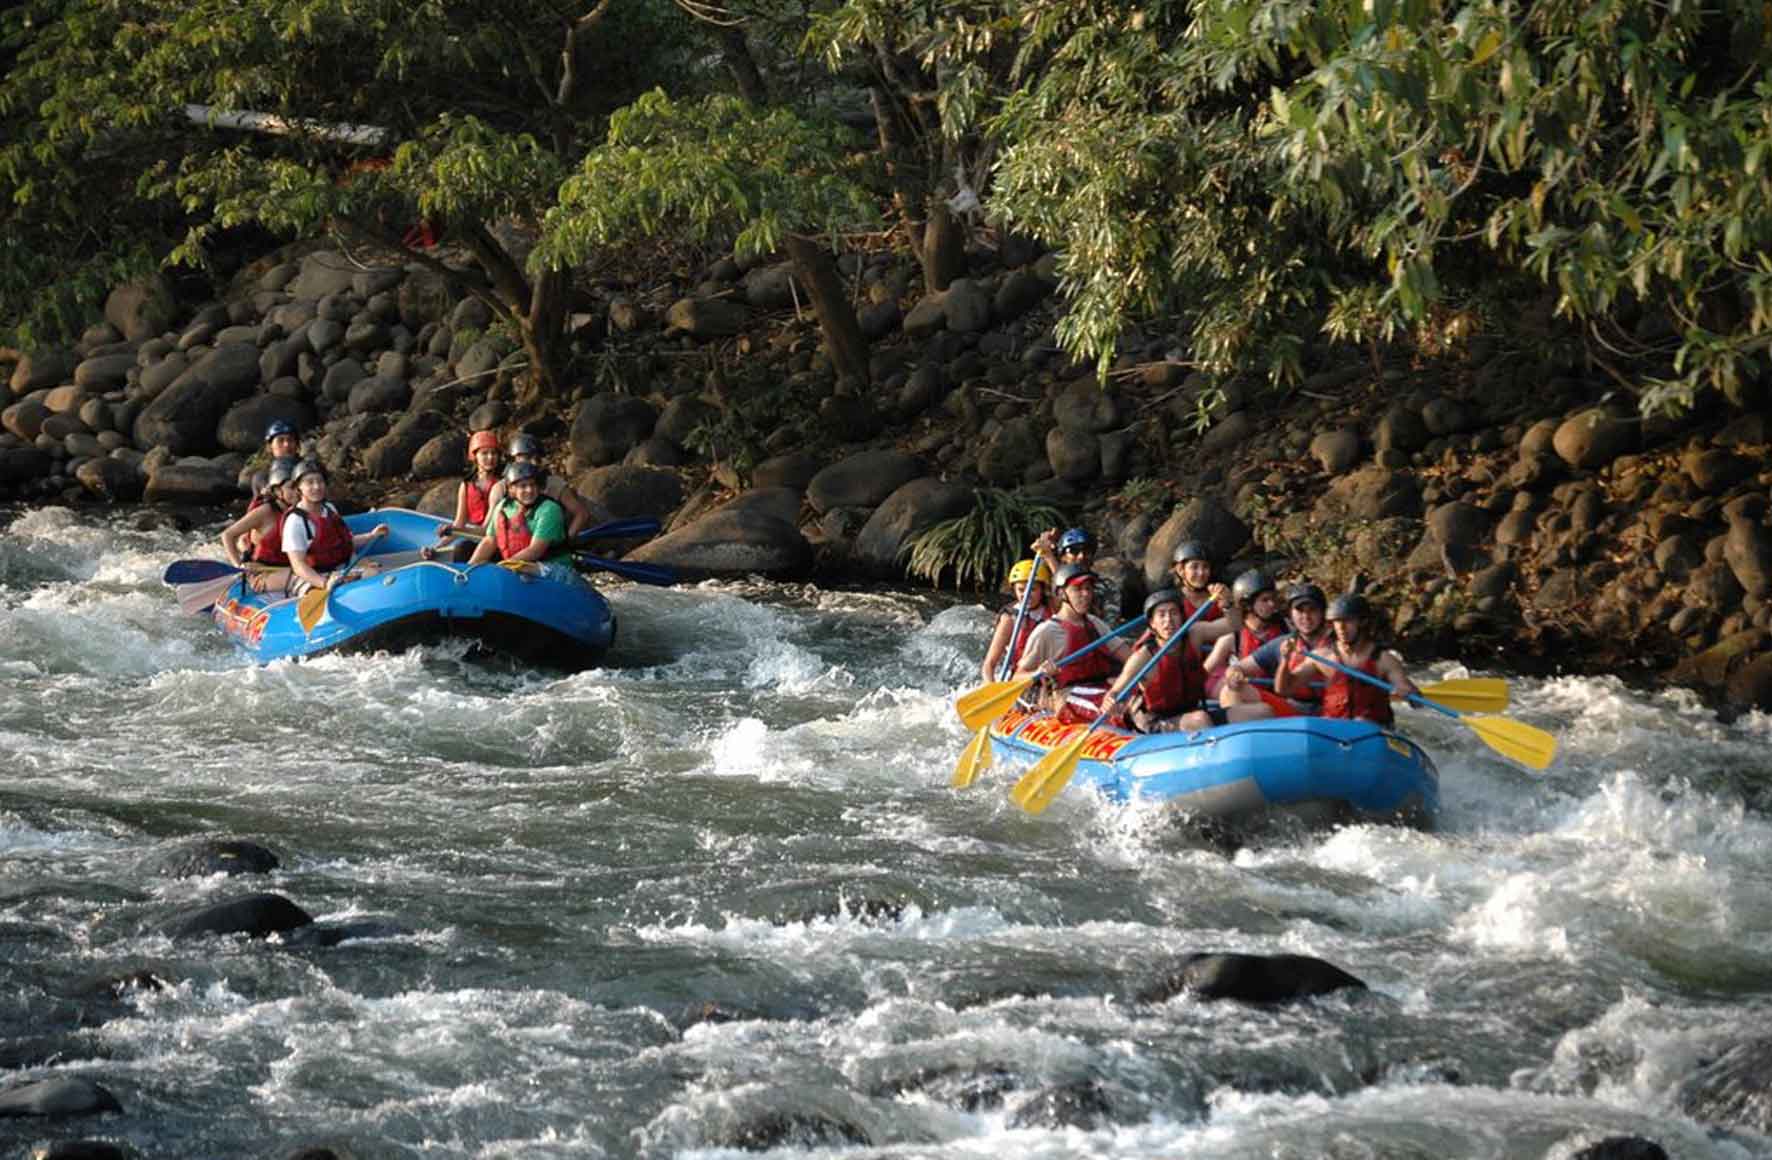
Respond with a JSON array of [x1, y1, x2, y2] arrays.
[[281, 502, 339, 555]]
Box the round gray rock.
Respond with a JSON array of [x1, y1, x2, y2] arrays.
[[806, 450, 925, 515], [627, 505, 812, 579]]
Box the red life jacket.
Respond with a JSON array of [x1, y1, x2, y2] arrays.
[[252, 503, 290, 567], [1181, 591, 1212, 621], [1054, 616, 1117, 687], [1320, 651, 1394, 725], [1281, 630, 1333, 703], [997, 602, 1051, 676], [1236, 619, 1285, 658], [462, 476, 493, 527], [284, 504, 353, 571], [1139, 637, 1206, 717], [493, 498, 565, 561]]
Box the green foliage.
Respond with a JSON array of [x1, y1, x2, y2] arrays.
[[537, 90, 880, 269], [681, 373, 827, 480], [902, 488, 1065, 591]]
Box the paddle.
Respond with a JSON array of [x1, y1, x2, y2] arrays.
[[570, 551, 676, 586], [952, 566, 1041, 789], [1010, 598, 1217, 815], [1303, 651, 1555, 769], [954, 614, 1149, 732], [1249, 675, 1508, 714], [176, 571, 250, 615], [296, 529, 388, 635], [161, 558, 242, 585]]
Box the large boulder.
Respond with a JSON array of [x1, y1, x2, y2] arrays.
[[75, 457, 145, 501], [1724, 514, 1772, 600], [806, 449, 925, 515], [1142, 496, 1251, 588], [3, 397, 50, 442], [976, 416, 1045, 486], [1553, 408, 1637, 470], [347, 374, 410, 415], [751, 451, 822, 493], [1045, 427, 1099, 482], [654, 396, 718, 446], [0, 446, 52, 484], [362, 411, 448, 479], [73, 353, 135, 392], [410, 430, 467, 479], [1138, 952, 1367, 1004], [144, 464, 241, 504], [9, 348, 74, 398], [217, 396, 315, 454], [626, 505, 812, 579], [852, 477, 975, 576], [942, 278, 992, 332], [570, 392, 659, 468], [742, 263, 800, 309], [287, 251, 361, 300], [167, 892, 314, 939], [1052, 380, 1123, 434], [320, 358, 368, 403], [573, 464, 685, 522], [1314, 466, 1423, 522], [133, 342, 262, 454], [103, 274, 176, 342], [665, 297, 748, 339]]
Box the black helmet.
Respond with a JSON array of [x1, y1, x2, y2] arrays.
[[1231, 569, 1276, 605], [1143, 588, 1183, 618], [1053, 563, 1098, 590], [264, 456, 300, 490], [1057, 527, 1094, 554], [1171, 540, 1209, 566], [1326, 593, 1371, 622], [263, 419, 297, 443], [508, 432, 543, 459], [503, 460, 543, 484], [289, 459, 327, 485], [1286, 582, 1327, 611]]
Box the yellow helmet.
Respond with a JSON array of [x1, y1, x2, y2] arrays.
[[1006, 558, 1052, 587]]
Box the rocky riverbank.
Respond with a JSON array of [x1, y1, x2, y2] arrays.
[[4, 237, 1770, 713]]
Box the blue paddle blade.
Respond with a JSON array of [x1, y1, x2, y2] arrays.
[[571, 517, 661, 543], [571, 552, 676, 586], [161, 559, 241, 585]]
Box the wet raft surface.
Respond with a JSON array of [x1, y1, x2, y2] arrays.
[[2, 508, 1768, 1157]]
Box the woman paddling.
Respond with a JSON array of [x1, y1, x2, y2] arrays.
[[1104, 588, 1242, 733], [980, 558, 1052, 682], [220, 457, 300, 594], [281, 460, 389, 595]]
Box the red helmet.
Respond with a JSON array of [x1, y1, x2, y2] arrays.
[[468, 430, 500, 455]]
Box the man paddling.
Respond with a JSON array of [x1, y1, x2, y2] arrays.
[[1278, 594, 1418, 724], [1015, 564, 1132, 723], [1221, 582, 1335, 716]]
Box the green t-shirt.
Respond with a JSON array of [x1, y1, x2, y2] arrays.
[[486, 497, 570, 563]]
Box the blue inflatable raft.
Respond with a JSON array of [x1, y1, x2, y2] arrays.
[[989, 708, 1439, 829], [208, 508, 616, 669]]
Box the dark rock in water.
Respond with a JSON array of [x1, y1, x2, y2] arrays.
[[1566, 1136, 1669, 1160], [1678, 1036, 1772, 1133], [0, 1077, 122, 1119], [27, 1141, 129, 1160], [1009, 1079, 1115, 1130], [283, 919, 412, 948], [852, 477, 974, 577], [280, 1144, 361, 1160], [626, 505, 811, 579], [1139, 952, 1367, 1004], [717, 1110, 869, 1151], [75, 458, 144, 502], [143, 464, 241, 505], [874, 1064, 1018, 1112], [168, 893, 313, 940], [153, 838, 280, 878], [80, 969, 171, 999], [0, 1035, 85, 1070]]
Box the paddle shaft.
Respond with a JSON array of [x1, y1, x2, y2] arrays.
[[1302, 649, 1450, 717], [996, 571, 1041, 682]]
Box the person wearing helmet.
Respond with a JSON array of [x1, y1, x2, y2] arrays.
[[428, 429, 504, 559], [1168, 541, 1221, 622], [220, 457, 302, 592], [467, 460, 577, 580], [244, 419, 303, 495], [1200, 568, 1287, 698], [1014, 562, 1132, 723], [1222, 581, 1334, 716], [485, 432, 600, 539], [281, 460, 390, 594], [1278, 593, 1416, 724], [980, 559, 1054, 682], [1102, 588, 1250, 732]]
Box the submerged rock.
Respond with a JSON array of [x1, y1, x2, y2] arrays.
[[167, 892, 313, 939], [1008, 1079, 1115, 1130], [152, 837, 280, 878], [1139, 952, 1367, 1004], [1566, 1137, 1669, 1160], [1678, 1036, 1772, 1134], [0, 1077, 122, 1119]]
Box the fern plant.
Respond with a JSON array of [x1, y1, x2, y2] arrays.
[[901, 488, 1065, 591]]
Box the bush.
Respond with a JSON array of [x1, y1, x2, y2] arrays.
[[901, 488, 1065, 590]]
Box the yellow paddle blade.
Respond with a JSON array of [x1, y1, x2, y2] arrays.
[[295, 585, 330, 634], [500, 558, 536, 572], [1419, 677, 1509, 714], [1462, 714, 1557, 770], [955, 675, 1034, 731], [951, 726, 993, 789], [1009, 729, 1093, 815]]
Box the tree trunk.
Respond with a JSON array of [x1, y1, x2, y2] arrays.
[[722, 26, 768, 105], [870, 85, 927, 274], [783, 233, 869, 386], [922, 201, 966, 293]]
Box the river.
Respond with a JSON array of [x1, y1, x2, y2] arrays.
[[2, 506, 1769, 1158]]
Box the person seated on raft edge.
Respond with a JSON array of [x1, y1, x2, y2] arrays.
[[426, 429, 502, 562], [1033, 525, 1126, 621], [220, 457, 300, 594], [1014, 564, 1132, 724], [1200, 568, 1287, 699], [1277, 593, 1419, 725], [1106, 587, 1252, 733], [484, 432, 597, 540], [980, 558, 1052, 683], [281, 459, 390, 597], [1221, 582, 1335, 718], [466, 460, 581, 584]]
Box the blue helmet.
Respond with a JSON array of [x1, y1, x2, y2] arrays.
[[1057, 527, 1094, 555], [263, 419, 297, 443]]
